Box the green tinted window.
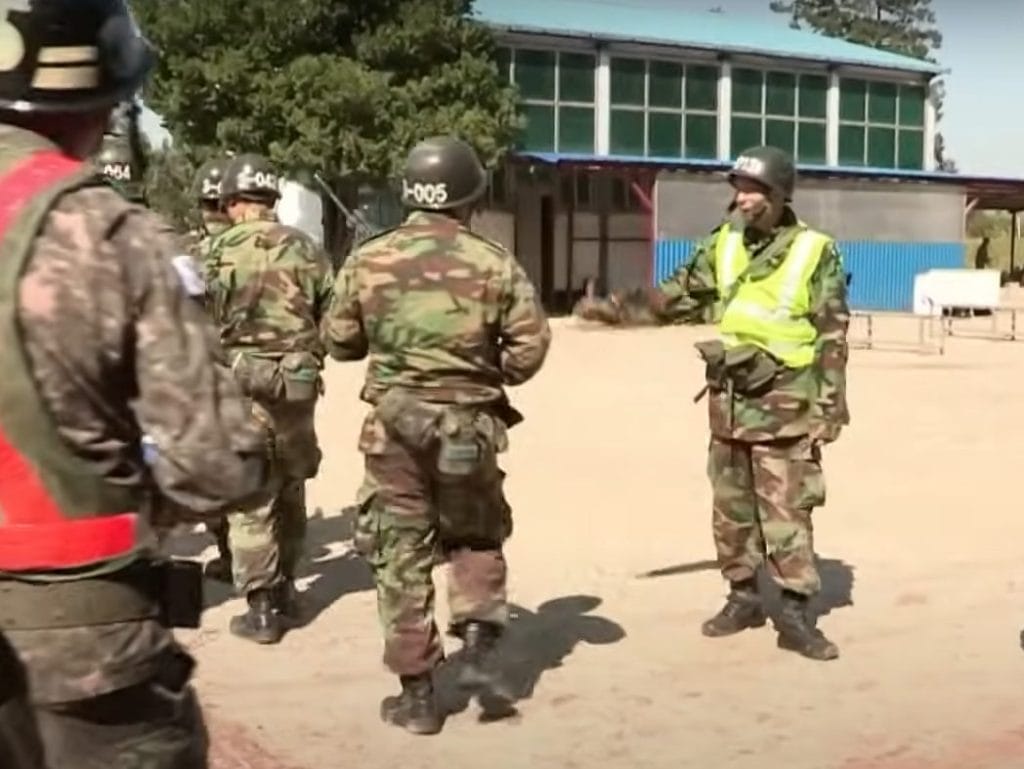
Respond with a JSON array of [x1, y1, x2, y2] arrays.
[[610, 109, 645, 155], [799, 74, 827, 119], [840, 78, 866, 121], [899, 85, 926, 127], [732, 68, 763, 113], [520, 104, 555, 151], [838, 125, 865, 166], [611, 57, 646, 106], [898, 128, 924, 170], [685, 114, 717, 159], [731, 116, 762, 156], [798, 122, 827, 164], [496, 47, 511, 83], [686, 65, 718, 110], [649, 61, 682, 108], [765, 72, 796, 116], [868, 82, 898, 124], [559, 107, 595, 153], [560, 53, 595, 102], [765, 118, 795, 155], [648, 112, 681, 157], [867, 126, 896, 167], [516, 49, 556, 100]]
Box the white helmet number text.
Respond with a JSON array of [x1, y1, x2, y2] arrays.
[[403, 180, 449, 206], [103, 163, 132, 182], [238, 169, 278, 190]]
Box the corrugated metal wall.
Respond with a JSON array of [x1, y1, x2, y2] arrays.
[[652, 240, 966, 311]]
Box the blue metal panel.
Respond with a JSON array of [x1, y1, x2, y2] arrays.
[[474, 0, 938, 73], [652, 239, 966, 311], [841, 241, 965, 311], [653, 240, 697, 283]]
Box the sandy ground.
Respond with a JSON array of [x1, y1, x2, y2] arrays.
[[170, 311, 1024, 769]]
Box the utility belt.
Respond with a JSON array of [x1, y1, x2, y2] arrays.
[[373, 388, 521, 476], [230, 349, 323, 405], [0, 558, 203, 631], [693, 339, 782, 403]]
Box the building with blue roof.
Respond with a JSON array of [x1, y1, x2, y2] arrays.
[[459, 0, 1016, 314]]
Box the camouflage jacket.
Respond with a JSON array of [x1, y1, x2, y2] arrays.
[[206, 214, 334, 359], [322, 210, 551, 407], [0, 126, 268, 704], [597, 208, 849, 442]]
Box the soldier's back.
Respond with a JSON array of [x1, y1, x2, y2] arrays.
[[349, 211, 516, 403]]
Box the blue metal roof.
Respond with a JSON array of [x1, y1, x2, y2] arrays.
[[472, 0, 941, 76]]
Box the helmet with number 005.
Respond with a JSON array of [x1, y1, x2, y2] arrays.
[[220, 153, 280, 201], [401, 136, 488, 211], [192, 157, 228, 203], [0, 0, 156, 114], [728, 145, 796, 200]]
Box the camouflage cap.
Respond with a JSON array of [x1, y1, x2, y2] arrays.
[[728, 145, 796, 200], [401, 136, 487, 211], [220, 153, 280, 201], [0, 0, 156, 114]]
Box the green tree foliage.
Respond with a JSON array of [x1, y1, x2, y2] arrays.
[[130, 0, 520, 181], [769, 0, 954, 171], [143, 141, 200, 234]]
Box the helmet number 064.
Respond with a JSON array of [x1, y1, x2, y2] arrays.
[[403, 180, 448, 206]]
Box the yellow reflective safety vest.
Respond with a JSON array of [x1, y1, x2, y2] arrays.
[[713, 223, 831, 369]]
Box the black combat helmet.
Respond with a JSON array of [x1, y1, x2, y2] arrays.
[[192, 157, 228, 203], [401, 136, 487, 211], [94, 132, 143, 201], [728, 145, 796, 200], [0, 0, 155, 114], [220, 153, 280, 202]]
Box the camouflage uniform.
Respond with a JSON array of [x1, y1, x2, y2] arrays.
[[577, 146, 849, 660], [323, 136, 550, 734], [0, 3, 269, 766], [206, 156, 334, 642]]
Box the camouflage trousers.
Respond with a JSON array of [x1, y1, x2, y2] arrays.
[[355, 412, 513, 677], [707, 435, 826, 596], [3, 640, 207, 769], [228, 400, 319, 595]]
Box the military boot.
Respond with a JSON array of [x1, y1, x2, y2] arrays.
[[274, 579, 301, 623], [701, 579, 767, 637], [775, 590, 839, 661], [229, 589, 284, 645], [203, 523, 232, 583], [455, 621, 515, 704], [380, 674, 443, 735]]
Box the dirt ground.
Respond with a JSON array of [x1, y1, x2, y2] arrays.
[[172, 310, 1024, 769]]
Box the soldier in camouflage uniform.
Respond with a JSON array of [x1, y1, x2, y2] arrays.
[[322, 136, 551, 734], [577, 146, 849, 661], [206, 153, 334, 644], [189, 156, 234, 582], [0, 1, 271, 767]]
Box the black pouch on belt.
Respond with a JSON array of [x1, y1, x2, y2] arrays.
[[159, 559, 203, 629]]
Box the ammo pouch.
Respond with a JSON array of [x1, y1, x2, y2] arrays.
[[232, 351, 321, 404], [0, 558, 203, 631], [695, 340, 781, 397]]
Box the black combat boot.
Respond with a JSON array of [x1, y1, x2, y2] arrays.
[[775, 590, 839, 661], [274, 579, 301, 623], [380, 674, 443, 735], [229, 589, 284, 645], [202, 524, 232, 583], [701, 579, 767, 637], [455, 621, 515, 704]]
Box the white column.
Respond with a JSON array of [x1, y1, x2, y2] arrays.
[[826, 69, 840, 166], [595, 47, 611, 156], [923, 80, 937, 171], [717, 59, 732, 160]]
